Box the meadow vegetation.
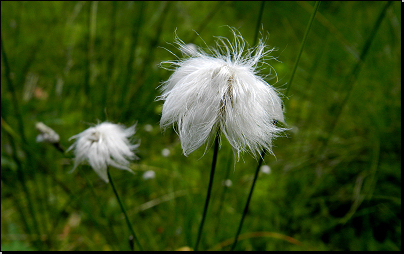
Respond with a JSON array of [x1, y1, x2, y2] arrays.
[[1, 1, 401, 251]]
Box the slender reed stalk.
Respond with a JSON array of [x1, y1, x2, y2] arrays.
[[194, 133, 220, 251], [252, 1, 265, 47], [3, 131, 38, 248], [230, 1, 320, 250], [11, 187, 33, 239], [102, 1, 117, 117], [130, 1, 170, 96], [214, 148, 234, 238], [83, 1, 98, 118], [317, 1, 392, 155], [1, 35, 43, 250], [83, 2, 91, 104], [230, 150, 266, 251], [188, 1, 225, 43], [107, 168, 143, 251], [286, 1, 320, 96], [79, 170, 120, 249], [119, 1, 145, 113], [1, 36, 27, 143]]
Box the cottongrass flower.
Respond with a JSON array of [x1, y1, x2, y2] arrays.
[[67, 122, 139, 183], [158, 29, 286, 158], [67, 122, 143, 250], [36, 121, 65, 153], [36, 122, 60, 144]]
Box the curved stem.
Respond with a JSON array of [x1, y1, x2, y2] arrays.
[[230, 149, 266, 251], [231, 2, 321, 250], [194, 134, 220, 251], [108, 169, 143, 251], [230, 2, 322, 251]]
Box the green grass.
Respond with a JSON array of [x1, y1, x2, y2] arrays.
[[1, 1, 401, 251]]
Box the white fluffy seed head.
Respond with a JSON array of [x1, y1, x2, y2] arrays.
[[158, 29, 286, 158], [67, 122, 139, 183]]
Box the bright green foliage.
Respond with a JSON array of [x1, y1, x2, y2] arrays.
[[1, 1, 400, 251]]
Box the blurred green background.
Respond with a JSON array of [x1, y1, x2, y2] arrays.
[[1, 1, 401, 251]]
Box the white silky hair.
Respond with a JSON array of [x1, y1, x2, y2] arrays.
[[158, 29, 286, 158], [67, 122, 139, 183]]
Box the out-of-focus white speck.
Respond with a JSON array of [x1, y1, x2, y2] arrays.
[[162, 148, 170, 157], [144, 124, 153, 132], [222, 179, 233, 187], [143, 170, 156, 180], [260, 165, 271, 174]]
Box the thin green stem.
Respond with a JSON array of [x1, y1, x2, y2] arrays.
[[318, 1, 392, 155], [1, 35, 27, 143], [214, 148, 234, 238], [188, 1, 225, 43], [285, 1, 320, 96], [230, 2, 321, 250], [1, 37, 43, 248], [102, 1, 117, 117], [252, 1, 265, 47], [230, 149, 266, 251], [80, 170, 120, 249], [194, 134, 220, 251], [4, 131, 39, 249], [83, 2, 91, 104], [126, 2, 170, 111], [107, 169, 143, 251], [119, 1, 145, 114]]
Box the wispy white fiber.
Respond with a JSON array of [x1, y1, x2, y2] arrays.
[[67, 122, 139, 183], [158, 29, 286, 158]]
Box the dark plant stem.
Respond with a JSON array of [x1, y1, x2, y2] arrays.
[[214, 148, 234, 238], [194, 134, 220, 251], [108, 169, 143, 251], [252, 1, 265, 47], [230, 149, 266, 251], [80, 170, 120, 249], [230, 2, 321, 250]]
